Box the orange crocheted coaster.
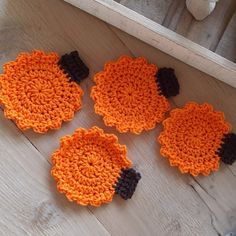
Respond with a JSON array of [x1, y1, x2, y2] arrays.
[[91, 56, 179, 134], [0, 50, 89, 133], [158, 102, 236, 176], [51, 126, 141, 206]]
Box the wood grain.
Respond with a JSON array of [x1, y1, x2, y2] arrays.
[[0, 0, 236, 235], [66, 0, 236, 89], [216, 12, 236, 63], [110, 27, 236, 234], [116, 0, 236, 62], [119, 0, 172, 24], [0, 110, 110, 236], [174, 0, 236, 52]]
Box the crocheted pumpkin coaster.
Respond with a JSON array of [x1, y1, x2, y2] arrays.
[[158, 102, 236, 176], [0, 50, 89, 133], [51, 126, 141, 206], [91, 56, 179, 134]]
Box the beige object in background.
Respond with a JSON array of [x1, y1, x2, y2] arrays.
[[186, 0, 219, 20]]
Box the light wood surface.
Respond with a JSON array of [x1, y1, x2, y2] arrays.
[[66, 0, 236, 90], [0, 0, 236, 235]]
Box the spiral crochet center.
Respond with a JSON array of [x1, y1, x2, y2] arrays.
[[0, 50, 84, 133], [91, 56, 169, 133], [51, 127, 132, 206], [158, 103, 231, 176]]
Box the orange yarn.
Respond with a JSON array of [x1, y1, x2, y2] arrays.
[[51, 126, 132, 206], [91, 56, 169, 134], [158, 102, 231, 176], [0, 50, 83, 133]]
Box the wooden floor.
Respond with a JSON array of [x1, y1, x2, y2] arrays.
[[0, 0, 236, 235], [115, 0, 236, 63]]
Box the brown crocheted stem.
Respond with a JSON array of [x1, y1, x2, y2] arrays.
[[217, 133, 236, 165], [114, 168, 141, 200], [58, 51, 89, 84], [156, 67, 180, 98]]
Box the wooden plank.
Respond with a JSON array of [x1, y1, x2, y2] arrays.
[[1, 0, 234, 235], [0, 110, 110, 235], [162, 0, 186, 29], [173, 0, 236, 51], [118, 0, 236, 63], [109, 27, 236, 234], [22, 86, 220, 236], [1, 0, 236, 235], [119, 0, 173, 24], [216, 12, 236, 63], [65, 0, 236, 89], [0, 0, 126, 235]]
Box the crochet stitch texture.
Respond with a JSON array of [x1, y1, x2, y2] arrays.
[[91, 56, 178, 134], [0, 50, 88, 133], [158, 102, 232, 176], [51, 126, 141, 206]]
